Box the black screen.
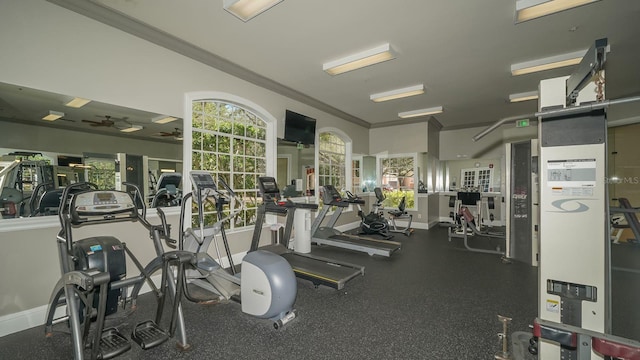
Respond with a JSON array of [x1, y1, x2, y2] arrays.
[[284, 110, 316, 145]]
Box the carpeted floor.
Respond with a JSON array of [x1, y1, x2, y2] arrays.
[[0, 226, 635, 359]]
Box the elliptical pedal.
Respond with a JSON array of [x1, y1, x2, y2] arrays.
[[98, 327, 131, 359], [131, 320, 169, 350]]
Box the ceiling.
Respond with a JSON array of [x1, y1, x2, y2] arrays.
[[3, 0, 640, 142]]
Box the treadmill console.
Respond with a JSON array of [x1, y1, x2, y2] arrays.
[[258, 176, 281, 201], [322, 185, 342, 204]]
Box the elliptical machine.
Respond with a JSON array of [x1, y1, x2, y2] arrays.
[[136, 170, 298, 329], [44, 182, 192, 360]]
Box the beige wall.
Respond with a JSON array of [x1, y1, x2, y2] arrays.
[[369, 122, 428, 155]]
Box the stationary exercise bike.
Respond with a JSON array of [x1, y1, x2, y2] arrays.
[[349, 188, 392, 240]]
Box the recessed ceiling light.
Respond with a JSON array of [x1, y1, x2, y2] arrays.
[[370, 84, 425, 103], [510, 49, 585, 76], [42, 110, 64, 121], [323, 43, 396, 76], [120, 125, 143, 133], [398, 106, 443, 119], [509, 91, 539, 102], [65, 97, 91, 108], [515, 0, 601, 23]]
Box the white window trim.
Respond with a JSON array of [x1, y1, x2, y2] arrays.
[[183, 91, 277, 228], [460, 167, 495, 192], [376, 152, 418, 210]]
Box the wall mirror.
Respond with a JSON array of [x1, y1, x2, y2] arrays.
[[0, 81, 183, 219], [276, 138, 314, 197]]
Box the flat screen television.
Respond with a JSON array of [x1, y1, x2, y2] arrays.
[[284, 109, 316, 145]]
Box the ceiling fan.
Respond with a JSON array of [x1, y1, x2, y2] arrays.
[[81, 115, 123, 127], [156, 128, 182, 139]]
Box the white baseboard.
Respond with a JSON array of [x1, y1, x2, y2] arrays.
[[0, 251, 247, 339]]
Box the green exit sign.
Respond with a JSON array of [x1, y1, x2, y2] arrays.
[[516, 119, 530, 128]]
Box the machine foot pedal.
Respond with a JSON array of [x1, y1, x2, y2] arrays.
[[99, 327, 131, 359], [131, 320, 168, 350]]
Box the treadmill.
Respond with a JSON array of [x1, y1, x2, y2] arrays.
[[311, 185, 402, 257], [251, 177, 364, 290]]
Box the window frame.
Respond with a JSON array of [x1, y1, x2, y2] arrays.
[[377, 153, 417, 210]]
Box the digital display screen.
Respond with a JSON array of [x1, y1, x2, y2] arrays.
[[95, 192, 115, 202]]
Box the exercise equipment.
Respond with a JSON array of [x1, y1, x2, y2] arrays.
[[355, 188, 392, 239], [533, 38, 640, 359], [447, 205, 506, 256], [143, 170, 298, 329], [311, 184, 402, 257], [373, 187, 414, 236], [251, 176, 365, 290], [44, 182, 191, 360], [150, 172, 182, 208]]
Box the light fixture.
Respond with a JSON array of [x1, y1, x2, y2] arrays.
[[152, 115, 178, 124], [120, 124, 143, 133], [516, 0, 601, 23], [509, 90, 539, 102], [370, 84, 425, 103], [160, 169, 176, 173], [323, 43, 396, 76], [398, 106, 443, 119], [42, 110, 64, 121], [223, 0, 283, 22], [64, 97, 91, 108], [510, 49, 585, 76]]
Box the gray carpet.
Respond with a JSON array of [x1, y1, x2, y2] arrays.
[[0, 227, 634, 359]]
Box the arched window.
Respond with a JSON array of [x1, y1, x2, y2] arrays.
[[190, 100, 269, 229]]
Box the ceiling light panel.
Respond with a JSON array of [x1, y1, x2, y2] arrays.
[[65, 97, 91, 108], [510, 49, 585, 75], [516, 0, 601, 23], [370, 84, 425, 103], [323, 43, 396, 76], [509, 90, 539, 102], [120, 125, 143, 133], [42, 110, 64, 121], [152, 115, 178, 124], [223, 0, 283, 22], [398, 106, 443, 119]]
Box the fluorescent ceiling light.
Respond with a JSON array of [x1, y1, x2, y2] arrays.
[[120, 124, 143, 133], [516, 0, 601, 23], [65, 97, 91, 108], [323, 43, 396, 76], [42, 110, 64, 121], [370, 84, 425, 103], [509, 90, 539, 102], [223, 0, 283, 22], [510, 49, 585, 75], [160, 169, 176, 173], [152, 115, 178, 124], [398, 106, 443, 119]]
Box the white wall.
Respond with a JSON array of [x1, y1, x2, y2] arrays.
[[369, 122, 428, 155]]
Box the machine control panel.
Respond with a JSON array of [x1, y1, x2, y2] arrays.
[[190, 170, 217, 190], [71, 190, 136, 222]]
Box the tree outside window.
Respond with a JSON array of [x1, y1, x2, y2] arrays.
[[380, 156, 415, 209], [191, 100, 267, 229]]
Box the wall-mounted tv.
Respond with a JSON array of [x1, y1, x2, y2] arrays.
[[284, 109, 316, 145]]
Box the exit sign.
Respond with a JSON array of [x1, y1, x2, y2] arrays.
[[516, 119, 530, 128]]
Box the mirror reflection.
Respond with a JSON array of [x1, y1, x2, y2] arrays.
[[0, 82, 183, 219], [276, 139, 314, 197]]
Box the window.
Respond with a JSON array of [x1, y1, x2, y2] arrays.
[[85, 157, 116, 190], [352, 158, 361, 194], [318, 132, 346, 190], [380, 155, 415, 209], [460, 167, 494, 192], [191, 100, 267, 229]]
